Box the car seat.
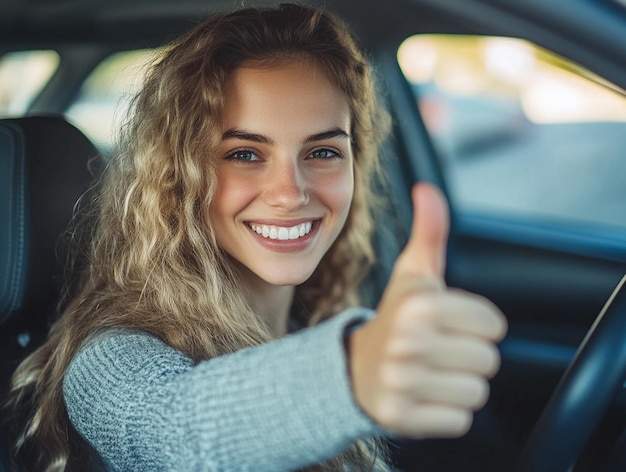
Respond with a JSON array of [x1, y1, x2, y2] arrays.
[[0, 115, 102, 467]]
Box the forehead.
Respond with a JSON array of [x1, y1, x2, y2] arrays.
[[221, 59, 351, 135]]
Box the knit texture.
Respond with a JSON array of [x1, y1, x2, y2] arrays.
[[63, 308, 381, 471]]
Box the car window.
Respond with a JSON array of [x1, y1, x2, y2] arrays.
[[398, 35, 626, 235], [0, 50, 60, 117], [65, 48, 162, 152]]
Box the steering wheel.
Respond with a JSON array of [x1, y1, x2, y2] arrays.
[[518, 274, 626, 472]]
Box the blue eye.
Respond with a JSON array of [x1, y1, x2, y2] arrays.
[[308, 148, 341, 160], [226, 149, 260, 162]]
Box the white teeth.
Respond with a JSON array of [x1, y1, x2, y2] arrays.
[[249, 222, 313, 240]]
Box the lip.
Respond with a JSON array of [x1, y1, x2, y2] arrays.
[[245, 219, 321, 253], [246, 218, 319, 227]]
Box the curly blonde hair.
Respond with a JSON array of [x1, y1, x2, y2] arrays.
[[6, 4, 391, 471]]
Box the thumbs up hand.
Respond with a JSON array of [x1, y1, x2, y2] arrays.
[[348, 183, 507, 438]]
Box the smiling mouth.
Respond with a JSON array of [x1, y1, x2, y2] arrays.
[[247, 221, 315, 240]]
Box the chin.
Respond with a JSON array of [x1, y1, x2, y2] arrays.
[[263, 274, 312, 287], [260, 267, 317, 287]]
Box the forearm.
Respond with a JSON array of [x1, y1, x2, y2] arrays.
[[63, 308, 381, 471]]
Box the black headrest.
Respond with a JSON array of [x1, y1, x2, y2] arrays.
[[0, 116, 101, 327]]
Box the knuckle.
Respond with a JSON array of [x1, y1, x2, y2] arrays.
[[469, 340, 501, 377], [452, 411, 473, 437], [397, 294, 441, 328], [379, 364, 405, 390], [493, 311, 509, 341], [387, 335, 431, 364], [374, 396, 407, 430], [485, 345, 502, 377], [469, 377, 490, 409]]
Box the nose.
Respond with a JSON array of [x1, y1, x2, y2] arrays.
[[263, 158, 310, 210]]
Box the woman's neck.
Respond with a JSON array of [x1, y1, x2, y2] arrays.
[[250, 283, 295, 337], [233, 261, 295, 336]]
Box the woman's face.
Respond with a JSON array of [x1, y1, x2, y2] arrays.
[[209, 59, 354, 287]]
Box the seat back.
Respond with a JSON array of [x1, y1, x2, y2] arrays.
[[0, 115, 102, 464]]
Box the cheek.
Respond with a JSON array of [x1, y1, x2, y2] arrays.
[[209, 170, 254, 223], [319, 166, 354, 220]]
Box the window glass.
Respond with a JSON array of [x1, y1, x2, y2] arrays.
[[398, 35, 626, 232], [66, 48, 162, 152], [0, 50, 60, 116]]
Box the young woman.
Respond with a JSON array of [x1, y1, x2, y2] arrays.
[[7, 4, 506, 471]]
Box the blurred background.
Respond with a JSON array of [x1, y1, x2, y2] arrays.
[[2, 33, 626, 235]]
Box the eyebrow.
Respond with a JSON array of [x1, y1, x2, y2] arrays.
[[221, 127, 350, 144]]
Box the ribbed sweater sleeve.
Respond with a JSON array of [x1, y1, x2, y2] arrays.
[[63, 307, 382, 471]]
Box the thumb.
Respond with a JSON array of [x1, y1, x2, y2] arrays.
[[396, 183, 450, 281]]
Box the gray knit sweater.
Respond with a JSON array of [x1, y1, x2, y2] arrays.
[[63, 308, 383, 471]]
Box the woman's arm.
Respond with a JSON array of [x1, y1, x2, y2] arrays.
[[63, 308, 381, 472]]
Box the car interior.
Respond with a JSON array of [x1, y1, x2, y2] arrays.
[[0, 115, 103, 468], [1, 0, 626, 470]]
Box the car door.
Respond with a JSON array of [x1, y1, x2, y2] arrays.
[[366, 0, 626, 470]]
